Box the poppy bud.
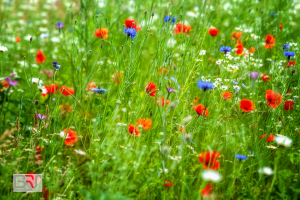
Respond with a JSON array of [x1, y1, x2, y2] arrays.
[[75, 19, 77, 24], [292, 69, 296, 74], [100, 43, 103, 48], [162, 145, 169, 154], [89, 50, 92, 52], [151, 11, 154, 17], [30, 37, 33, 43], [249, 8, 251, 12], [144, 10, 147, 15], [169, 102, 176, 110], [186, 134, 192, 141], [95, 15, 98, 18]]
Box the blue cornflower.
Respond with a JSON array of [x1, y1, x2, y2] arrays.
[[284, 51, 295, 57], [283, 43, 290, 50], [164, 16, 176, 24], [232, 81, 238, 85], [55, 21, 64, 28], [220, 46, 232, 54], [241, 83, 246, 88], [52, 61, 61, 70], [235, 154, 247, 160], [92, 88, 107, 94], [197, 80, 214, 91], [270, 12, 277, 16], [124, 28, 137, 39], [284, 51, 295, 60]]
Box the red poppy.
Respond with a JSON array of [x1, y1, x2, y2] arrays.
[[259, 134, 266, 139], [222, 91, 232, 100], [200, 183, 214, 196], [280, 22, 283, 30], [231, 31, 242, 40], [179, 126, 187, 134], [193, 104, 209, 116], [262, 74, 270, 82], [60, 104, 72, 112], [36, 50, 46, 63], [128, 124, 139, 136], [265, 90, 282, 109], [124, 19, 141, 31], [260, 134, 275, 142], [208, 28, 218, 36], [94, 28, 108, 39], [240, 99, 255, 112], [137, 119, 152, 130], [265, 34, 275, 49], [287, 89, 292, 94], [145, 82, 157, 97], [16, 36, 21, 43], [0, 80, 9, 92], [198, 151, 220, 170], [35, 146, 44, 162], [42, 84, 59, 97], [235, 40, 244, 55], [111, 72, 122, 84], [174, 23, 191, 35], [286, 61, 296, 68], [284, 101, 294, 110], [63, 128, 78, 146], [164, 180, 174, 187], [193, 97, 199, 105], [157, 67, 168, 75], [266, 135, 275, 142], [60, 86, 74, 96], [249, 47, 255, 53], [42, 187, 50, 200], [157, 97, 170, 107], [86, 81, 96, 92]]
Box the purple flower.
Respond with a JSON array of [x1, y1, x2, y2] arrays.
[[34, 100, 39, 104], [5, 77, 18, 85], [55, 21, 64, 28], [37, 113, 46, 120], [167, 88, 176, 93], [250, 72, 259, 80], [10, 73, 15, 77]]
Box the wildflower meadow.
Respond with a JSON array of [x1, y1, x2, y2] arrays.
[[1, 0, 300, 199]]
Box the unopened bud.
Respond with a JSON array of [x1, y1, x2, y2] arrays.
[[144, 10, 147, 15], [30, 37, 33, 43], [292, 69, 296, 74], [75, 19, 78, 24], [162, 145, 169, 154], [100, 43, 103, 48], [151, 11, 154, 17]]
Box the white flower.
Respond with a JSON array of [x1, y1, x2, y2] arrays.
[[201, 170, 222, 182], [274, 136, 292, 147], [258, 167, 273, 175], [74, 149, 86, 155], [31, 78, 43, 85], [167, 38, 177, 48], [199, 50, 206, 55], [59, 131, 65, 138], [0, 46, 8, 52]]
